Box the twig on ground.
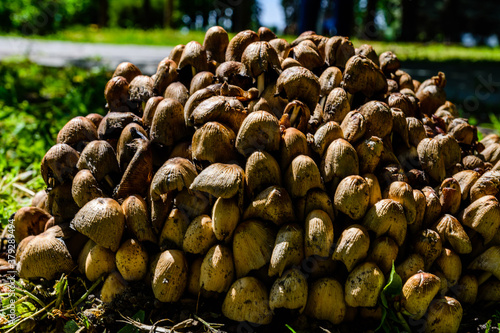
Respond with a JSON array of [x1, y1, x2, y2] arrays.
[[193, 314, 223, 333], [12, 183, 35, 196], [117, 313, 178, 333]]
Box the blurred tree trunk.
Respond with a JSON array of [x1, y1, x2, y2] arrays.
[[98, 0, 109, 27], [164, 0, 173, 28], [360, 0, 377, 39], [337, 0, 354, 36], [142, 0, 152, 28], [401, 0, 418, 41], [442, 0, 460, 42], [232, 1, 253, 32], [298, 0, 320, 33]]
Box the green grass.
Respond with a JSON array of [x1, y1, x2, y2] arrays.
[[2, 26, 500, 62], [2, 26, 220, 48], [0, 60, 110, 229], [351, 39, 500, 62]]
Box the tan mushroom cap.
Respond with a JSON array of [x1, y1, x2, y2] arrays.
[[70, 197, 125, 252], [222, 276, 273, 325], [17, 232, 75, 280], [190, 163, 245, 199], [150, 157, 198, 200]]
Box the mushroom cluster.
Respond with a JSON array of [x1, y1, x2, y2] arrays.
[[13, 26, 500, 331]]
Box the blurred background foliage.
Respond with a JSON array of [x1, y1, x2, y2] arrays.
[[0, 0, 499, 45], [0, 60, 109, 171]]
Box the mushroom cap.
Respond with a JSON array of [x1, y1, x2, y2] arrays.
[[236, 111, 280, 157], [150, 157, 198, 200], [222, 276, 273, 325], [200, 244, 235, 293], [70, 197, 125, 252], [57, 116, 98, 151], [275, 66, 320, 113], [77, 140, 120, 182], [269, 267, 308, 313], [243, 185, 295, 226], [190, 163, 245, 199], [305, 277, 345, 324], [112, 62, 142, 83], [13, 206, 52, 244], [151, 249, 188, 302], [41, 143, 80, 188], [241, 41, 282, 78], [344, 261, 385, 308], [232, 219, 275, 278], [17, 232, 75, 280], [203, 26, 229, 64]]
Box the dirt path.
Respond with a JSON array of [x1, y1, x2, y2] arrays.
[[0, 36, 172, 74]]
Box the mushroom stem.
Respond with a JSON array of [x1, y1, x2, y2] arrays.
[[319, 96, 326, 111], [396, 310, 412, 333], [257, 73, 265, 95], [478, 271, 492, 286], [48, 178, 56, 190], [104, 175, 115, 189], [289, 105, 301, 126]]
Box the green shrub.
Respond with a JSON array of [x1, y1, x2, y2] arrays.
[[0, 60, 110, 227], [1, 0, 95, 35]]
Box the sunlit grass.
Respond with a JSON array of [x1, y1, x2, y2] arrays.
[[0, 60, 110, 229], [354, 39, 500, 62]]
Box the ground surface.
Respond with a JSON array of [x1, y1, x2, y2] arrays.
[[0, 36, 172, 75]]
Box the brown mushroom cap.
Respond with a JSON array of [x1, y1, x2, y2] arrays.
[[257, 26, 277, 41], [104, 76, 130, 113], [77, 140, 120, 183], [190, 163, 245, 199], [41, 143, 80, 188], [151, 249, 188, 302], [168, 44, 185, 66], [190, 71, 215, 95], [341, 55, 387, 97], [13, 207, 52, 243], [129, 75, 154, 109], [275, 66, 320, 113], [112, 62, 142, 83], [97, 111, 143, 146], [235, 110, 280, 157], [222, 276, 273, 325], [57, 116, 97, 151], [178, 41, 209, 74], [203, 26, 229, 64], [325, 36, 355, 69], [150, 157, 198, 200], [225, 30, 259, 62], [215, 61, 252, 89], [72, 169, 105, 208], [241, 41, 282, 80], [153, 58, 178, 96], [163, 81, 190, 107], [356, 44, 379, 65]]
